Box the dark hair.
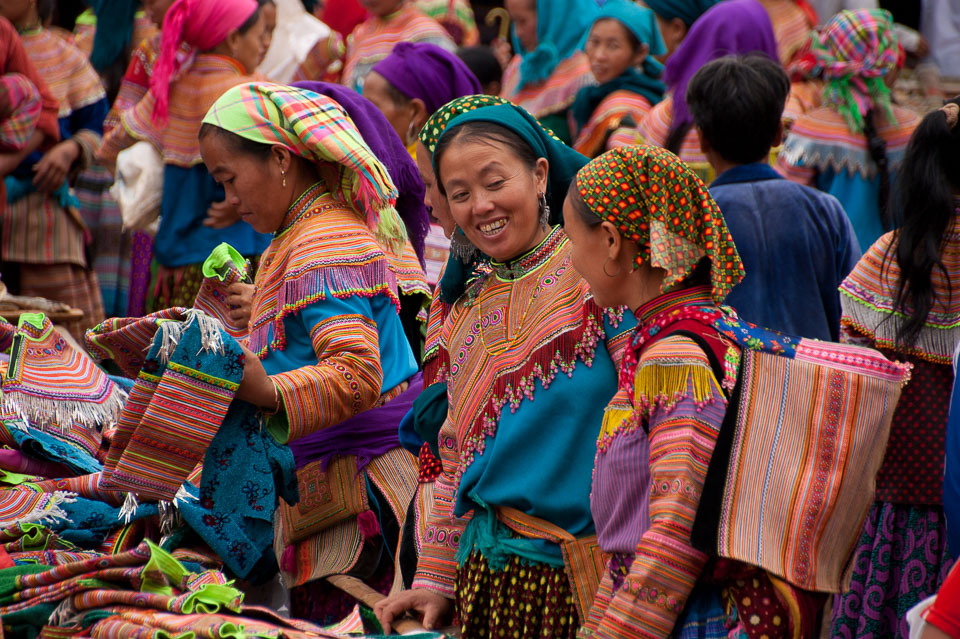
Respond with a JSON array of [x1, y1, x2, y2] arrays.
[[591, 17, 642, 53], [566, 179, 602, 227], [237, 6, 262, 33], [433, 121, 539, 195], [864, 109, 892, 230], [686, 55, 790, 164], [37, 0, 57, 23], [457, 46, 503, 88], [883, 97, 960, 352], [199, 122, 274, 161]]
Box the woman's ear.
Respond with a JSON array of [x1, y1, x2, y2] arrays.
[[223, 29, 242, 58], [534, 157, 549, 193], [600, 220, 623, 262], [409, 98, 429, 131], [632, 42, 649, 68]]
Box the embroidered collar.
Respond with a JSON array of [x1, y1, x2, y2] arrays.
[[635, 285, 715, 326], [490, 225, 565, 281], [276, 182, 327, 238]]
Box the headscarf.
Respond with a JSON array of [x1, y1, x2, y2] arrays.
[[572, 0, 666, 130], [370, 42, 482, 115], [258, 0, 333, 83], [511, 0, 599, 90], [575, 145, 744, 303], [0, 73, 41, 152], [292, 80, 430, 265], [87, 0, 139, 72], [151, 0, 259, 125], [202, 82, 406, 251], [642, 0, 720, 28], [664, 0, 777, 141], [790, 9, 900, 134], [422, 95, 589, 301]]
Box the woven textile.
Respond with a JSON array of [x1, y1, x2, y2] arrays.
[[203, 82, 407, 253], [3, 314, 125, 431], [17, 27, 105, 119], [418, 94, 510, 153], [415, 0, 480, 45], [0, 73, 40, 152], [0, 489, 74, 527], [790, 9, 900, 134], [575, 145, 744, 302], [85, 308, 189, 378], [102, 311, 242, 502], [573, 91, 654, 159], [192, 242, 252, 340]]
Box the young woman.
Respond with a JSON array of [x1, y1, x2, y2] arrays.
[[637, 0, 778, 182], [572, 0, 666, 158], [829, 99, 960, 639], [340, 0, 453, 93], [375, 99, 634, 638], [642, 0, 719, 58], [500, 0, 598, 145], [563, 144, 821, 638], [777, 9, 920, 251], [0, 0, 110, 337], [200, 82, 424, 623], [414, 0, 480, 46], [99, 0, 271, 312]]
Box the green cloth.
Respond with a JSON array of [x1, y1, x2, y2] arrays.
[[86, 2, 140, 72], [412, 382, 448, 459], [455, 504, 565, 571]]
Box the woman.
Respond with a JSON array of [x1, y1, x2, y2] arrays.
[[829, 100, 960, 639], [375, 100, 634, 638], [500, 0, 598, 145], [572, 0, 666, 158], [341, 0, 453, 93], [642, 0, 719, 58], [363, 42, 482, 283], [414, 0, 480, 46], [563, 145, 820, 638], [637, 0, 778, 181], [757, 0, 818, 65], [200, 82, 423, 623], [99, 0, 271, 312], [0, 0, 109, 338], [777, 9, 920, 251]]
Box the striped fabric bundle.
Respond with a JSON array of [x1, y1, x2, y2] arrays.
[[2, 314, 126, 431], [85, 307, 189, 378], [573, 91, 654, 159], [0, 488, 75, 528], [0, 73, 41, 152], [101, 310, 242, 502]]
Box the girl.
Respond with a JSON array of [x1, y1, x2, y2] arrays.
[[830, 98, 960, 639], [500, 0, 597, 145], [637, 0, 778, 182], [99, 0, 271, 312], [642, 0, 719, 58], [375, 99, 633, 639], [777, 9, 920, 251], [0, 0, 110, 337], [572, 0, 666, 158], [341, 0, 453, 93]]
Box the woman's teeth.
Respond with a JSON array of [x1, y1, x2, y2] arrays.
[[479, 220, 506, 235]]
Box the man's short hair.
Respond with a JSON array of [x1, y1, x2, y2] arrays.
[[686, 54, 791, 164]]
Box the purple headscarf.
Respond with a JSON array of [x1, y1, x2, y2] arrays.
[[664, 0, 778, 139], [371, 42, 482, 116], [290, 81, 430, 266]]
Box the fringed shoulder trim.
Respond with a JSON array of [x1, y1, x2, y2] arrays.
[[632, 335, 725, 416]]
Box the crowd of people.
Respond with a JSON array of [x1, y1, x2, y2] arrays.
[[0, 0, 957, 637]]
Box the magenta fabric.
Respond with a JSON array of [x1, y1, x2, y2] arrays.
[[663, 0, 777, 139], [151, 0, 258, 124], [371, 42, 482, 115]]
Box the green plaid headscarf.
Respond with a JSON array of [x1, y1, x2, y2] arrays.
[[576, 145, 744, 303], [792, 9, 901, 134]]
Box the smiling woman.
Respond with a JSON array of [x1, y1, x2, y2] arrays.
[[374, 99, 636, 639]]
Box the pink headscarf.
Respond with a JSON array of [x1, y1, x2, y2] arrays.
[[150, 0, 258, 124]]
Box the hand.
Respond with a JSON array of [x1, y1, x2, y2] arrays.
[[491, 38, 513, 70], [203, 199, 240, 229], [236, 342, 278, 409], [32, 140, 80, 193], [224, 282, 254, 328], [374, 588, 453, 633]]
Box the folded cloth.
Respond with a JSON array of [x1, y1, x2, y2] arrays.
[[85, 307, 189, 378], [2, 418, 103, 473], [3, 313, 126, 430]]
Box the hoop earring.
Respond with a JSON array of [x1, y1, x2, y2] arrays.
[[405, 121, 417, 147], [537, 192, 550, 228], [602, 257, 622, 278], [450, 225, 477, 262]]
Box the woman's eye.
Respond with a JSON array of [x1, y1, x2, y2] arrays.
[[451, 191, 468, 202], [488, 180, 505, 190]]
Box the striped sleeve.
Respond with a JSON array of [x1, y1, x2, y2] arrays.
[[590, 336, 726, 639], [269, 296, 384, 443]]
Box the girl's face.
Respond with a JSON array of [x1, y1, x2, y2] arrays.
[[505, 0, 537, 52], [0, 0, 34, 26], [231, 12, 267, 73], [415, 141, 455, 236], [438, 137, 548, 262], [200, 133, 288, 235], [585, 19, 646, 84], [143, 0, 175, 26]]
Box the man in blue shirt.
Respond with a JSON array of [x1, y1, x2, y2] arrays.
[[687, 54, 861, 341]]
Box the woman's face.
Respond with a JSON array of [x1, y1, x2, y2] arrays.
[[416, 141, 454, 236], [562, 195, 625, 308], [363, 72, 414, 142], [232, 12, 268, 73], [0, 0, 33, 26], [143, 0, 175, 25], [655, 14, 687, 58], [200, 133, 287, 235], [438, 137, 548, 262], [505, 0, 537, 52], [585, 19, 646, 84], [260, 3, 277, 60], [361, 0, 404, 18]]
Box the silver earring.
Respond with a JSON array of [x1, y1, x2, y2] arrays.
[[405, 121, 417, 147], [538, 192, 550, 228], [449, 225, 477, 262]]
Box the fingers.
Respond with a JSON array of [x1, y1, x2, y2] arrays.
[[227, 308, 249, 322], [372, 598, 396, 635], [421, 604, 441, 631]]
